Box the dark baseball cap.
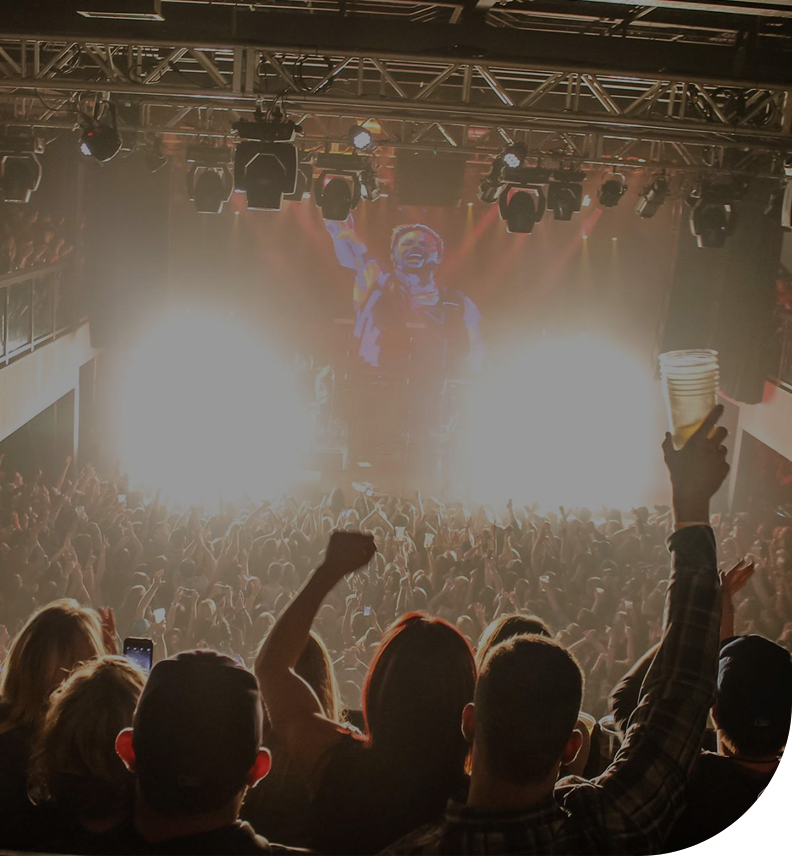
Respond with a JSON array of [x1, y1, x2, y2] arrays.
[[132, 650, 264, 814], [717, 635, 792, 749]]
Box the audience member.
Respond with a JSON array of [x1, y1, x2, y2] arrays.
[[27, 655, 146, 849], [77, 650, 300, 854], [385, 406, 730, 853], [257, 531, 475, 853], [0, 599, 107, 849]]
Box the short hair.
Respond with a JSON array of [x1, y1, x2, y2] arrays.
[[28, 656, 145, 818], [475, 634, 583, 784], [390, 224, 444, 263], [475, 614, 551, 669]]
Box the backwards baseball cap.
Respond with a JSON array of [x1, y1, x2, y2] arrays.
[[716, 635, 792, 755], [132, 650, 263, 814]]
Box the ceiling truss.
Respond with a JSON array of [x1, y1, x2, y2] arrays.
[[0, 33, 790, 176]]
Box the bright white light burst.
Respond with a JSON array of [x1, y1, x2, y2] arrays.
[[461, 336, 661, 509], [115, 312, 313, 506]]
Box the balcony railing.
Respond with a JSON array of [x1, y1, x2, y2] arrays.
[[774, 310, 792, 393], [0, 261, 81, 368]]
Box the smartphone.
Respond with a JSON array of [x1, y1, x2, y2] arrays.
[[124, 637, 153, 673], [152, 607, 166, 624], [395, 526, 405, 542], [424, 532, 435, 548], [363, 605, 372, 617]]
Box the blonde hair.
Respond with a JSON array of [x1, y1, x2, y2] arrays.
[[28, 655, 145, 819], [0, 599, 105, 735]]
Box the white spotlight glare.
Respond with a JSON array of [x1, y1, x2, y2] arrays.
[[114, 312, 314, 507], [460, 337, 661, 509]]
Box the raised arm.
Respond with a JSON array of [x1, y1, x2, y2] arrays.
[[558, 405, 730, 852], [325, 214, 385, 312], [256, 531, 376, 782]]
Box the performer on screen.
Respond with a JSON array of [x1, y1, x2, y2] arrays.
[[325, 216, 483, 376]]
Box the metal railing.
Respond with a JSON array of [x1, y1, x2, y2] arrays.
[[773, 309, 792, 393], [0, 261, 81, 368]]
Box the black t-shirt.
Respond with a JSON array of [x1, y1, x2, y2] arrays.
[[663, 752, 777, 853], [309, 733, 465, 855], [55, 819, 305, 855]]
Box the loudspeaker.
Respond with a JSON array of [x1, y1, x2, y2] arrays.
[[82, 153, 171, 348], [658, 179, 782, 404]]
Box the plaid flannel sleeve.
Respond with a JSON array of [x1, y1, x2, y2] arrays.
[[557, 524, 721, 853]]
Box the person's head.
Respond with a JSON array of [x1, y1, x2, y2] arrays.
[[475, 614, 551, 668], [294, 631, 342, 721], [714, 635, 792, 757], [390, 225, 444, 275], [468, 634, 583, 786], [362, 613, 475, 777], [115, 651, 270, 818], [29, 656, 145, 823], [0, 599, 105, 733]]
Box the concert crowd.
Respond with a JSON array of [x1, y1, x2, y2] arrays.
[[0, 408, 790, 854]]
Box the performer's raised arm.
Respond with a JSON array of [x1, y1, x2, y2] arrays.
[[325, 215, 385, 312]]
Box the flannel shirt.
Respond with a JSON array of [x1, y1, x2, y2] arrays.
[[383, 525, 721, 855]]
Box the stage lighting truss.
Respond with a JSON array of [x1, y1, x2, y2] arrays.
[[186, 145, 233, 214], [687, 176, 742, 249], [598, 172, 628, 208], [78, 99, 122, 163], [313, 152, 379, 220], [636, 174, 670, 219]]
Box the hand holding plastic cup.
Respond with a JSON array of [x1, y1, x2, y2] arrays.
[[658, 349, 720, 450]]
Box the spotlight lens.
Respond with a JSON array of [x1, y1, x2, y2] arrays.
[[351, 128, 373, 151], [503, 151, 522, 170]]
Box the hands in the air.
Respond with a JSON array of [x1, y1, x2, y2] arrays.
[[662, 404, 730, 523], [320, 531, 377, 585]]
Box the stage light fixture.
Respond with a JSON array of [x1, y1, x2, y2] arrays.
[[188, 166, 232, 214], [349, 125, 374, 151], [689, 202, 733, 249], [547, 181, 583, 221], [498, 187, 545, 234], [636, 175, 669, 219], [598, 172, 627, 208], [1, 154, 42, 203], [687, 176, 740, 249], [232, 115, 301, 211], [80, 123, 121, 162], [359, 162, 381, 202], [312, 152, 375, 219], [315, 175, 361, 220], [502, 143, 527, 170]]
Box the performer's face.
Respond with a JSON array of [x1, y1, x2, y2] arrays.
[[393, 230, 440, 270]]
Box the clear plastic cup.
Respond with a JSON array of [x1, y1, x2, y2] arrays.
[[659, 349, 719, 449]]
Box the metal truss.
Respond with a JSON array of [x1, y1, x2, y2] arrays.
[[0, 33, 790, 175]]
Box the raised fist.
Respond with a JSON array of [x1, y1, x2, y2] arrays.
[[321, 531, 377, 583]]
